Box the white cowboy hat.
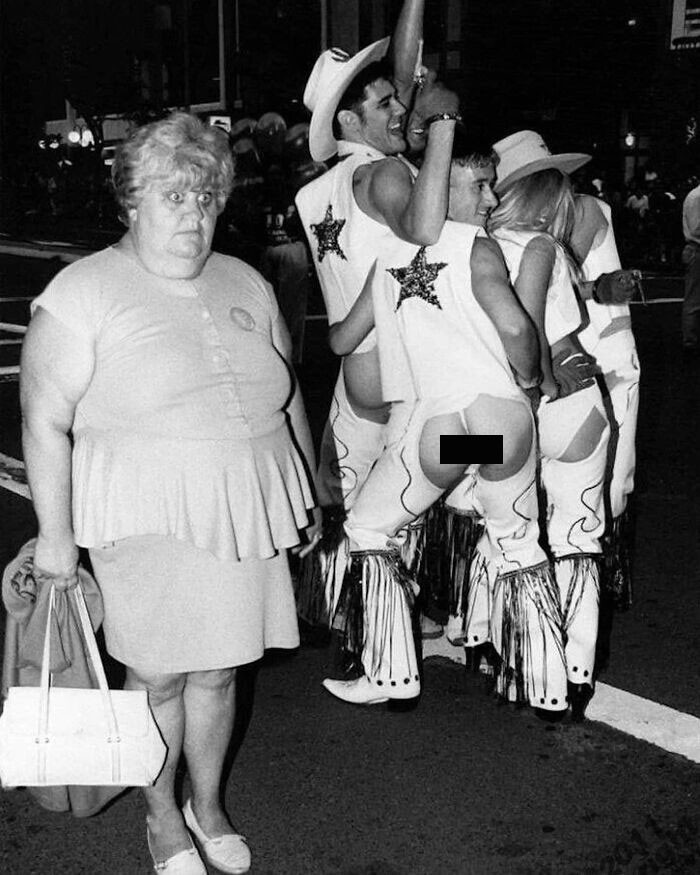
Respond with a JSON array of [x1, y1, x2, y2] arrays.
[[493, 130, 591, 192], [304, 37, 390, 162]]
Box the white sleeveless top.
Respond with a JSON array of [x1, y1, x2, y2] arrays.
[[295, 141, 404, 354], [373, 221, 524, 406], [492, 229, 583, 345], [579, 199, 636, 356]]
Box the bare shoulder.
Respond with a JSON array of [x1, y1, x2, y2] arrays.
[[356, 156, 413, 192], [471, 236, 508, 273], [523, 233, 556, 261]]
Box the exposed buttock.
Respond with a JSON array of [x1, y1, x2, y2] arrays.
[[343, 347, 387, 414]]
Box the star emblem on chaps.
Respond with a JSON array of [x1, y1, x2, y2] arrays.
[[310, 204, 347, 262], [389, 247, 447, 310]]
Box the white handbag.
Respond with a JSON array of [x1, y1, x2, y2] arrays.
[[0, 584, 167, 788]]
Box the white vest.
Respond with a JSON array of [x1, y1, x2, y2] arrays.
[[373, 221, 524, 405], [295, 141, 402, 354], [493, 229, 583, 346]]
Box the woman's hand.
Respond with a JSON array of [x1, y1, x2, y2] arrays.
[[33, 533, 79, 591], [292, 507, 323, 560]]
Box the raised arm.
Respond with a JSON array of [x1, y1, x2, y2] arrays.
[[20, 307, 95, 588], [471, 237, 541, 387], [513, 236, 558, 398], [389, 0, 425, 108]]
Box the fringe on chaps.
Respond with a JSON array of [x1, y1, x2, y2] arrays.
[[295, 505, 349, 627], [491, 561, 568, 710], [336, 550, 420, 692]]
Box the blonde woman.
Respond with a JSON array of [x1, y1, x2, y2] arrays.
[[487, 131, 610, 721]]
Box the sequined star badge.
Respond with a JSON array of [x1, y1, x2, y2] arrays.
[[310, 205, 347, 262], [388, 247, 447, 310]]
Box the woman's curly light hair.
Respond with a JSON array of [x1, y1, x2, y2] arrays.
[[111, 112, 235, 223], [488, 168, 581, 282]]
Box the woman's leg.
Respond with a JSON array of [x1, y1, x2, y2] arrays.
[[125, 667, 188, 861], [183, 667, 237, 835], [539, 388, 610, 706], [464, 397, 567, 711]]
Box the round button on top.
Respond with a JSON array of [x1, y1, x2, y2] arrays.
[[230, 307, 255, 331]]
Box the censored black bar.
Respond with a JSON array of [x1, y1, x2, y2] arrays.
[[440, 435, 503, 465]]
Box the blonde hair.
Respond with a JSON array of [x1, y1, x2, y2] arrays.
[[488, 168, 581, 281], [112, 112, 235, 223]]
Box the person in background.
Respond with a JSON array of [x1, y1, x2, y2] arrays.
[[681, 175, 700, 356], [571, 192, 641, 621], [20, 111, 320, 875]]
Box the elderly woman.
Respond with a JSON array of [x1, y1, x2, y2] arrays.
[[20, 112, 320, 874]]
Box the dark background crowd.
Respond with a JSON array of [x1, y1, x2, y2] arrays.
[[2, 111, 695, 280]]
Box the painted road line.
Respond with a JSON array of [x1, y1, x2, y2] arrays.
[[422, 634, 700, 765], [0, 452, 30, 500]]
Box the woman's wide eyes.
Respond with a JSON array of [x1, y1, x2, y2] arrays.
[[165, 191, 213, 205]]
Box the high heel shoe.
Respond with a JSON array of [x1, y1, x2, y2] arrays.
[[182, 798, 251, 874], [568, 682, 594, 723], [146, 822, 207, 874]]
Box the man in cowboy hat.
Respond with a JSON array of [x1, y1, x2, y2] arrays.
[[294, 0, 462, 703]]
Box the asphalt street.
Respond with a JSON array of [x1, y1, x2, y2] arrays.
[[1, 252, 699, 874]]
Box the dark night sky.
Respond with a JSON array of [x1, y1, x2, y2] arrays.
[[2, 0, 700, 180]]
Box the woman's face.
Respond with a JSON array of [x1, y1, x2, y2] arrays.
[[128, 184, 219, 278]]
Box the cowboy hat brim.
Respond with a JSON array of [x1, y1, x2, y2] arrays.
[[308, 37, 390, 163], [495, 153, 592, 192]]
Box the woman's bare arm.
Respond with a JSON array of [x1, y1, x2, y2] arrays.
[[20, 307, 94, 588], [513, 236, 558, 398]]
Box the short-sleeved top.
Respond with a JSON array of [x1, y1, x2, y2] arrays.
[[492, 229, 583, 346], [373, 221, 524, 407], [32, 246, 314, 560]]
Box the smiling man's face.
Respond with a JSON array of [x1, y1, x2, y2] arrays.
[[356, 78, 407, 156], [447, 162, 499, 227]]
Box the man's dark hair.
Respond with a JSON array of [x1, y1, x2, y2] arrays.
[[331, 59, 393, 140], [451, 124, 498, 170]]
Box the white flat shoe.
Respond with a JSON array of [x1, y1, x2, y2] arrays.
[[146, 824, 206, 875], [322, 676, 389, 705], [323, 674, 420, 704], [183, 798, 251, 875]]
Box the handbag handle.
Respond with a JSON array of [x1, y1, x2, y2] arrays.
[[38, 583, 121, 744]]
